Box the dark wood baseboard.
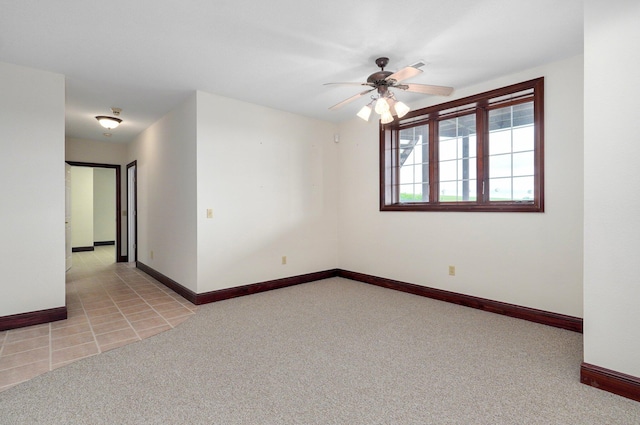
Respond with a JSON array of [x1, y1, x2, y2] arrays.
[[72, 246, 94, 252], [194, 269, 340, 305], [0, 307, 67, 331], [135, 262, 339, 306], [337, 270, 583, 333], [94, 241, 115, 246], [117, 255, 128, 263], [133, 263, 581, 333], [136, 261, 198, 304], [581, 362, 640, 402]]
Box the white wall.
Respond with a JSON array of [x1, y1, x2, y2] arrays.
[[70, 166, 94, 248], [66, 137, 128, 164], [93, 168, 116, 242], [195, 91, 339, 292], [128, 95, 198, 291], [338, 55, 584, 317], [584, 0, 640, 377], [66, 137, 128, 257], [0, 61, 65, 316]]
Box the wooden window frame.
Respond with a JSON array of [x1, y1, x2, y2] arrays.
[[380, 77, 544, 212]]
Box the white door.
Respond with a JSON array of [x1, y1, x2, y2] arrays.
[[65, 163, 72, 271]]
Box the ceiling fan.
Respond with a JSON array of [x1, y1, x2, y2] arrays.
[[325, 57, 454, 123]]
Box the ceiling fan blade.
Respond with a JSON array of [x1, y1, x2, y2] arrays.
[[323, 82, 373, 87], [386, 66, 423, 83], [329, 88, 376, 110], [399, 83, 454, 96]]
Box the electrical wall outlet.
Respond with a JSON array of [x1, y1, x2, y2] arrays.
[[150, 250, 154, 260], [206, 209, 213, 218], [282, 256, 287, 265], [448, 265, 455, 276]]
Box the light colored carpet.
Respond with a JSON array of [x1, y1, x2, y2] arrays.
[[1, 278, 639, 424]]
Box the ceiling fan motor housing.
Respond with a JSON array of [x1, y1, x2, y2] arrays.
[[367, 70, 393, 84]]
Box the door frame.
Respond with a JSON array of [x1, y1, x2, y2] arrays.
[[126, 160, 137, 263], [65, 163, 72, 271], [66, 161, 124, 262]]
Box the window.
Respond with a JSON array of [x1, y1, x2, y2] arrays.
[[381, 78, 544, 212]]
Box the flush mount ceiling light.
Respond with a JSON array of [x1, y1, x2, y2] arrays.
[[325, 57, 453, 123], [96, 107, 122, 129]]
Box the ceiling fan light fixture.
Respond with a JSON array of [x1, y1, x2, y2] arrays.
[[357, 105, 373, 121], [326, 57, 453, 125], [394, 101, 410, 118], [95, 116, 122, 129], [374, 97, 390, 114], [380, 110, 394, 124]]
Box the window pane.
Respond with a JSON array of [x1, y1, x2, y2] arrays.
[[457, 158, 476, 180], [398, 125, 429, 203], [513, 151, 534, 177], [399, 184, 415, 202], [401, 141, 427, 165], [489, 176, 534, 201], [439, 181, 457, 202], [402, 147, 416, 165], [439, 180, 477, 202], [400, 183, 428, 203], [512, 102, 534, 127], [439, 114, 477, 203], [439, 160, 457, 181], [489, 105, 512, 131], [439, 139, 457, 161], [489, 154, 511, 178], [399, 164, 415, 185], [458, 180, 477, 201], [513, 125, 534, 152], [488, 102, 535, 202], [489, 177, 512, 201], [513, 176, 534, 201], [399, 163, 428, 185], [412, 145, 424, 163], [460, 134, 477, 157], [489, 129, 511, 155]]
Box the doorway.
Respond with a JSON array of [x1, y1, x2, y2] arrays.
[[127, 161, 137, 263], [66, 161, 123, 263], [65, 163, 72, 271]]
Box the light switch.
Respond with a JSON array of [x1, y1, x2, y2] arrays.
[[206, 209, 213, 218]]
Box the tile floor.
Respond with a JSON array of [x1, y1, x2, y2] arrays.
[[0, 246, 197, 392]]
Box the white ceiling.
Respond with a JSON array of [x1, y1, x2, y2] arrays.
[[0, 0, 583, 144]]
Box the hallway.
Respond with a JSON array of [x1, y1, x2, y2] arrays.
[[0, 246, 197, 392]]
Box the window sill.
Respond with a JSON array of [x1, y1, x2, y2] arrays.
[[380, 202, 543, 213]]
